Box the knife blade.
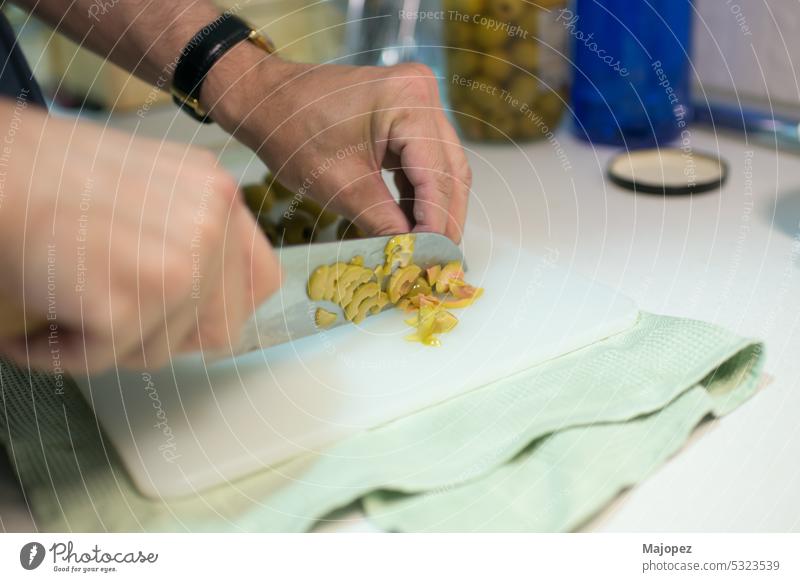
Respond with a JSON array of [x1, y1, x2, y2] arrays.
[[226, 232, 463, 359]]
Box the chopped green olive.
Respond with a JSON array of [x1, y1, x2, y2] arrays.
[[335, 266, 374, 307], [408, 277, 432, 298], [264, 172, 294, 200], [383, 234, 415, 272], [305, 232, 483, 345], [307, 265, 329, 301], [315, 308, 337, 329], [353, 292, 389, 323], [388, 265, 423, 303], [433, 311, 459, 334], [370, 291, 389, 314], [426, 265, 442, 285], [323, 262, 348, 301], [344, 282, 381, 321], [435, 261, 465, 293], [242, 183, 274, 216]]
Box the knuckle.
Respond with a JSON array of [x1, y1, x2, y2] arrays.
[[434, 173, 453, 201], [211, 172, 240, 206], [395, 63, 438, 101], [403, 62, 435, 80], [456, 157, 472, 190]]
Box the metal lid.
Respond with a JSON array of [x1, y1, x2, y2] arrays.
[[607, 148, 728, 195]]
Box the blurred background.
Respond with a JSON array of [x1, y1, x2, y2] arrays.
[[4, 0, 799, 148]]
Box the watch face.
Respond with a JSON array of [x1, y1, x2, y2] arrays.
[[607, 148, 728, 195]]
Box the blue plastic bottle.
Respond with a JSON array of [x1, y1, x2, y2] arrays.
[[567, 0, 692, 147]]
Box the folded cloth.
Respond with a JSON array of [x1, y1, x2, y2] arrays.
[[0, 312, 763, 532]]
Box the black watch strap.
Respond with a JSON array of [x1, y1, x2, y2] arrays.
[[171, 14, 275, 123]]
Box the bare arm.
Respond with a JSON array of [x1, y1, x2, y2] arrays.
[[14, 0, 230, 86], [15, 0, 471, 240]]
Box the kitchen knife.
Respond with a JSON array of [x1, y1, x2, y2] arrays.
[[226, 232, 463, 358], [0, 233, 463, 360]]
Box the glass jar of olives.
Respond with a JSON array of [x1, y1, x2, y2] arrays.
[[443, 0, 569, 142]]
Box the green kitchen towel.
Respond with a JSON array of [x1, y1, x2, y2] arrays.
[[0, 312, 763, 532], [364, 385, 726, 531]]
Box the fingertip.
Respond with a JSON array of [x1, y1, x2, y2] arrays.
[[352, 203, 411, 237]]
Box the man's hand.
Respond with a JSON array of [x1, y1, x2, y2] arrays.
[[0, 101, 279, 373], [14, 1, 471, 240], [206, 52, 472, 242]]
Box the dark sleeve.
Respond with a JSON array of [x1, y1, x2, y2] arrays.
[[0, 11, 46, 106]]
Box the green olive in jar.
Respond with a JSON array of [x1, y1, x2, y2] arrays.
[[490, 103, 521, 137], [444, 19, 475, 46], [515, 4, 542, 34], [490, 0, 525, 20], [509, 40, 539, 71], [455, 105, 485, 141], [468, 75, 502, 111], [507, 74, 539, 104], [444, 0, 484, 13], [516, 113, 543, 139], [448, 81, 474, 110], [447, 50, 481, 77], [479, 50, 513, 82], [536, 90, 566, 124], [475, 22, 508, 50]]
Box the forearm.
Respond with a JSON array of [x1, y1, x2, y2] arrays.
[[13, 0, 287, 137], [14, 0, 223, 86]]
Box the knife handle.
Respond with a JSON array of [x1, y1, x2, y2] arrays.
[[0, 293, 47, 339]]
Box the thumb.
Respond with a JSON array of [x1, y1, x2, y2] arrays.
[[236, 201, 281, 314]]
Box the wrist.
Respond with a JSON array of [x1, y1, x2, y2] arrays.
[[200, 40, 290, 146]]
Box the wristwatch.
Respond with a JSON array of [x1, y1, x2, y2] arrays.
[[170, 13, 275, 123]]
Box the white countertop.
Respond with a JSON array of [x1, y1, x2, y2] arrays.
[[2, 121, 798, 532]]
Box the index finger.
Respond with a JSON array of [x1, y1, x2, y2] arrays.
[[437, 114, 471, 242], [392, 126, 454, 238]]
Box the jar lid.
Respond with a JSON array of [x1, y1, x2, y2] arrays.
[[607, 148, 728, 195]]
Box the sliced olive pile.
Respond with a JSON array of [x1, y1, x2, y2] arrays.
[[307, 234, 484, 346]]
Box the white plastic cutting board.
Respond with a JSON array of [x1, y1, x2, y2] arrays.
[[75, 233, 638, 498]]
